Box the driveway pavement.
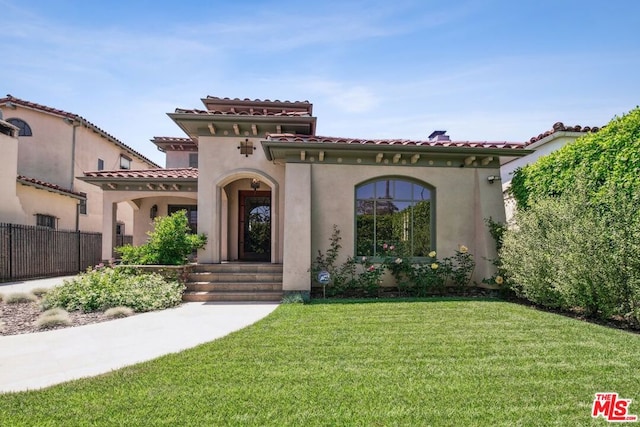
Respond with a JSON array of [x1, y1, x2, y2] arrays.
[[0, 276, 279, 393]]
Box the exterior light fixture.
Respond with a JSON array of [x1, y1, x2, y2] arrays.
[[251, 178, 261, 191], [487, 175, 501, 184], [150, 204, 158, 219]]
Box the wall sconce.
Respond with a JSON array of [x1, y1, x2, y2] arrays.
[[250, 178, 261, 191], [487, 175, 502, 184], [150, 204, 158, 219]]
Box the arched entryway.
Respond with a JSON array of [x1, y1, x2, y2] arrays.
[[215, 169, 279, 263]]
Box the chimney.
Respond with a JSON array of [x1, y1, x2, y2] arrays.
[[428, 130, 450, 142]]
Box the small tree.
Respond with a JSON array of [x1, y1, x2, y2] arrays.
[[117, 210, 207, 265]]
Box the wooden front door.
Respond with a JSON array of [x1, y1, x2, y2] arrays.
[[239, 191, 271, 261]]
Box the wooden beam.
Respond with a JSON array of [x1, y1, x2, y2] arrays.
[[393, 153, 401, 164], [208, 123, 216, 135], [233, 124, 240, 136], [481, 156, 493, 166], [411, 154, 420, 164], [146, 183, 154, 190], [158, 183, 167, 191], [376, 153, 384, 163], [252, 124, 258, 136], [300, 151, 306, 161], [171, 183, 180, 191], [276, 124, 282, 134], [107, 183, 117, 190], [464, 156, 476, 166], [319, 151, 325, 162]]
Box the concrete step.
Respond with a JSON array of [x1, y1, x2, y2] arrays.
[[192, 263, 283, 274], [182, 291, 284, 302], [185, 282, 282, 292], [187, 272, 283, 283]]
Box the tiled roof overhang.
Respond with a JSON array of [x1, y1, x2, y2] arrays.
[[0, 95, 161, 168], [17, 176, 86, 200], [79, 168, 198, 192], [168, 111, 317, 140], [151, 136, 198, 152], [262, 134, 532, 167]]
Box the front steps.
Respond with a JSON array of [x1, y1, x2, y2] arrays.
[[183, 263, 283, 302]]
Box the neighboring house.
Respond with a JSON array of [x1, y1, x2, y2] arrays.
[[500, 122, 600, 222], [82, 96, 530, 295], [0, 95, 160, 236]]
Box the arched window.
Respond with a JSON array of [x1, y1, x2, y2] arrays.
[[6, 118, 32, 136], [355, 178, 434, 257]]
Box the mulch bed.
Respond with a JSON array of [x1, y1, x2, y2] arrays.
[[0, 300, 117, 336]]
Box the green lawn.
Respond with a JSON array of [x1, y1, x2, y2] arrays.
[[1, 299, 639, 426]]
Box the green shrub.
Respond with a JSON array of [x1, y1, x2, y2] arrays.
[[104, 306, 135, 318], [501, 182, 640, 318], [117, 210, 207, 265], [4, 292, 38, 304], [42, 267, 184, 312]]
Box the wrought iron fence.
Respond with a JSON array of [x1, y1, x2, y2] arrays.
[[0, 223, 131, 282]]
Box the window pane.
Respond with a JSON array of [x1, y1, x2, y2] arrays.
[[356, 212, 374, 256], [395, 180, 413, 200], [414, 184, 431, 201], [355, 178, 433, 257], [413, 200, 432, 256], [376, 180, 393, 199], [356, 182, 375, 199]]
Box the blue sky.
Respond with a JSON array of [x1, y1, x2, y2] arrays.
[[2, 0, 639, 166]]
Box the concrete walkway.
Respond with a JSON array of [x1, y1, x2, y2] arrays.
[[0, 277, 279, 393]]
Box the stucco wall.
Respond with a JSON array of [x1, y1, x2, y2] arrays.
[[309, 163, 505, 284], [0, 104, 157, 234], [0, 131, 26, 224], [16, 184, 79, 230], [196, 136, 285, 263]]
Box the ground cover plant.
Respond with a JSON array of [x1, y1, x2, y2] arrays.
[[41, 266, 184, 312], [1, 300, 638, 426]]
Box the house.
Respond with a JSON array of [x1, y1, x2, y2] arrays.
[[500, 122, 600, 222], [81, 96, 530, 298], [0, 95, 160, 237]]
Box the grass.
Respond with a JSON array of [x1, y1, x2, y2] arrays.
[[0, 299, 639, 426], [3, 292, 37, 304], [35, 313, 72, 330], [104, 306, 135, 319]]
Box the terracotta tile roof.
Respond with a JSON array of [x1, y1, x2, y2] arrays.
[[174, 108, 311, 117], [83, 168, 198, 179], [526, 122, 600, 145], [266, 134, 526, 150], [204, 96, 311, 105], [17, 175, 85, 199], [0, 95, 160, 168], [151, 136, 196, 143]]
